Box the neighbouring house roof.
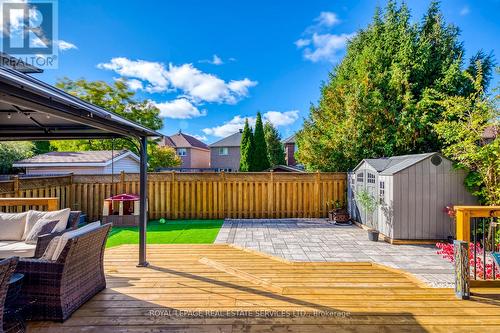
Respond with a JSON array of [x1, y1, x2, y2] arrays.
[[13, 150, 139, 167], [354, 152, 441, 175], [161, 132, 209, 150], [282, 134, 296, 144], [209, 131, 243, 147]]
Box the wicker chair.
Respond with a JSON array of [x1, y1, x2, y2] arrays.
[[0, 257, 19, 333], [33, 211, 81, 258], [14, 223, 111, 322]]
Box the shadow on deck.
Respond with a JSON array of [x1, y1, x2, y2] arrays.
[[28, 244, 500, 332]]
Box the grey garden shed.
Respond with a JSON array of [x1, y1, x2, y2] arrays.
[[347, 153, 476, 242]]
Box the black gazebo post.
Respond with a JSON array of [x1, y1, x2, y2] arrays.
[[138, 136, 149, 267]]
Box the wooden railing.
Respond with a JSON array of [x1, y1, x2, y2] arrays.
[[454, 206, 500, 298], [0, 197, 59, 212], [0, 172, 347, 221]]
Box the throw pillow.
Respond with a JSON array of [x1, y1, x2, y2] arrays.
[[23, 208, 71, 239], [0, 212, 29, 241], [24, 219, 59, 245]]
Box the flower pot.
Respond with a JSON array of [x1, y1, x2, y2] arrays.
[[368, 230, 379, 242], [333, 210, 350, 223]]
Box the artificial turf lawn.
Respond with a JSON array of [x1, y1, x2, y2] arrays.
[[105, 219, 223, 248]]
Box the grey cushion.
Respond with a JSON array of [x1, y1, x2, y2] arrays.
[[25, 219, 59, 245], [23, 208, 71, 239]]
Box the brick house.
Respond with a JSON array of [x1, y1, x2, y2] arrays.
[[159, 131, 210, 169], [283, 134, 297, 166], [209, 130, 243, 171]]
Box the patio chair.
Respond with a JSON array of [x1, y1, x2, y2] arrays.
[[0, 257, 19, 333], [14, 223, 111, 321]]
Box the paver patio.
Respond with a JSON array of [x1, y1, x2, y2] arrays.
[[215, 219, 454, 287]]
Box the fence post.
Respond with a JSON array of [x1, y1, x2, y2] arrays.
[[268, 171, 274, 218], [172, 171, 178, 219], [315, 171, 320, 217], [454, 240, 470, 300], [455, 209, 471, 242], [12, 176, 19, 197], [221, 171, 226, 219]]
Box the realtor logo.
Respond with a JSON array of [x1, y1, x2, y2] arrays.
[[1, 0, 58, 68]]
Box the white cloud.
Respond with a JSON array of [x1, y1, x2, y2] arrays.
[[166, 63, 257, 104], [97, 57, 169, 92], [460, 6, 470, 16], [294, 38, 311, 48], [124, 78, 143, 91], [302, 32, 354, 63], [315, 11, 340, 28], [203, 115, 249, 138], [296, 11, 353, 63], [154, 98, 207, 119], [57, 40, 77, 51], [264, 110, 299, 126], [203, 111, 300, 138], [97, 58, 257, 104], [199, 54, 224, 65]]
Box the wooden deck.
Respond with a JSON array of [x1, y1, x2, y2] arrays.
[[29, 244, 500, 332]]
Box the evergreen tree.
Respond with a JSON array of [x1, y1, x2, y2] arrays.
[[296, 0, 494, 171], [252, 112, 270, 171], [239, 119, 254, 171], [264, 122, 286, 166]]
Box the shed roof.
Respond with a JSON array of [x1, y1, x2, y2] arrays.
[[355, 153, 439, 175], [13, 150, 139, 167], [209, 131, 243, 147]]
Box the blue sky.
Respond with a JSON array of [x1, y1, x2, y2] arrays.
[[38, 0, 500, 144]]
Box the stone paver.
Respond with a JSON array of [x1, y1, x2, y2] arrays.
[[215, 219, 454, 288]]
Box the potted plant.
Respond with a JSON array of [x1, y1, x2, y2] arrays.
[[327, 200, 351, 224], [356, 189, 379, 241]]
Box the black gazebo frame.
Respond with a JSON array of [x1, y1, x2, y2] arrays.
[[0, 66, 160, 267]]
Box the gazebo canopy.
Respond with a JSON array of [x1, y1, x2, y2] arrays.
[[0, 65, 157, 266], [0, 66, 159, 140]]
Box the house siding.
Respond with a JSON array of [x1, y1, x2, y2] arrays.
[[189, 147, 210, 168], [210, 146, 240, 171]]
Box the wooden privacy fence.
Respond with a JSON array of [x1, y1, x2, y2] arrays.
[[0, 172, 346, 221]]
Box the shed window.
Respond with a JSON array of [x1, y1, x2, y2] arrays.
[[367, 173, 376, 184], [356, 173, 364, 183], [379, 181, 385, 204]]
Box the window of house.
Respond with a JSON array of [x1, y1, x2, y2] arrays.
[[177, 148, 187, 156], [379, 181, 385, 204], [218, 147, 229, 156], [357, 172, 364, 183], [367, 173, 376, 184]]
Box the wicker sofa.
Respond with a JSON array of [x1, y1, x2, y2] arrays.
[[1, 257, 19, 333], [0, 211, 81, 259], [14, 223, 111, 321]]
